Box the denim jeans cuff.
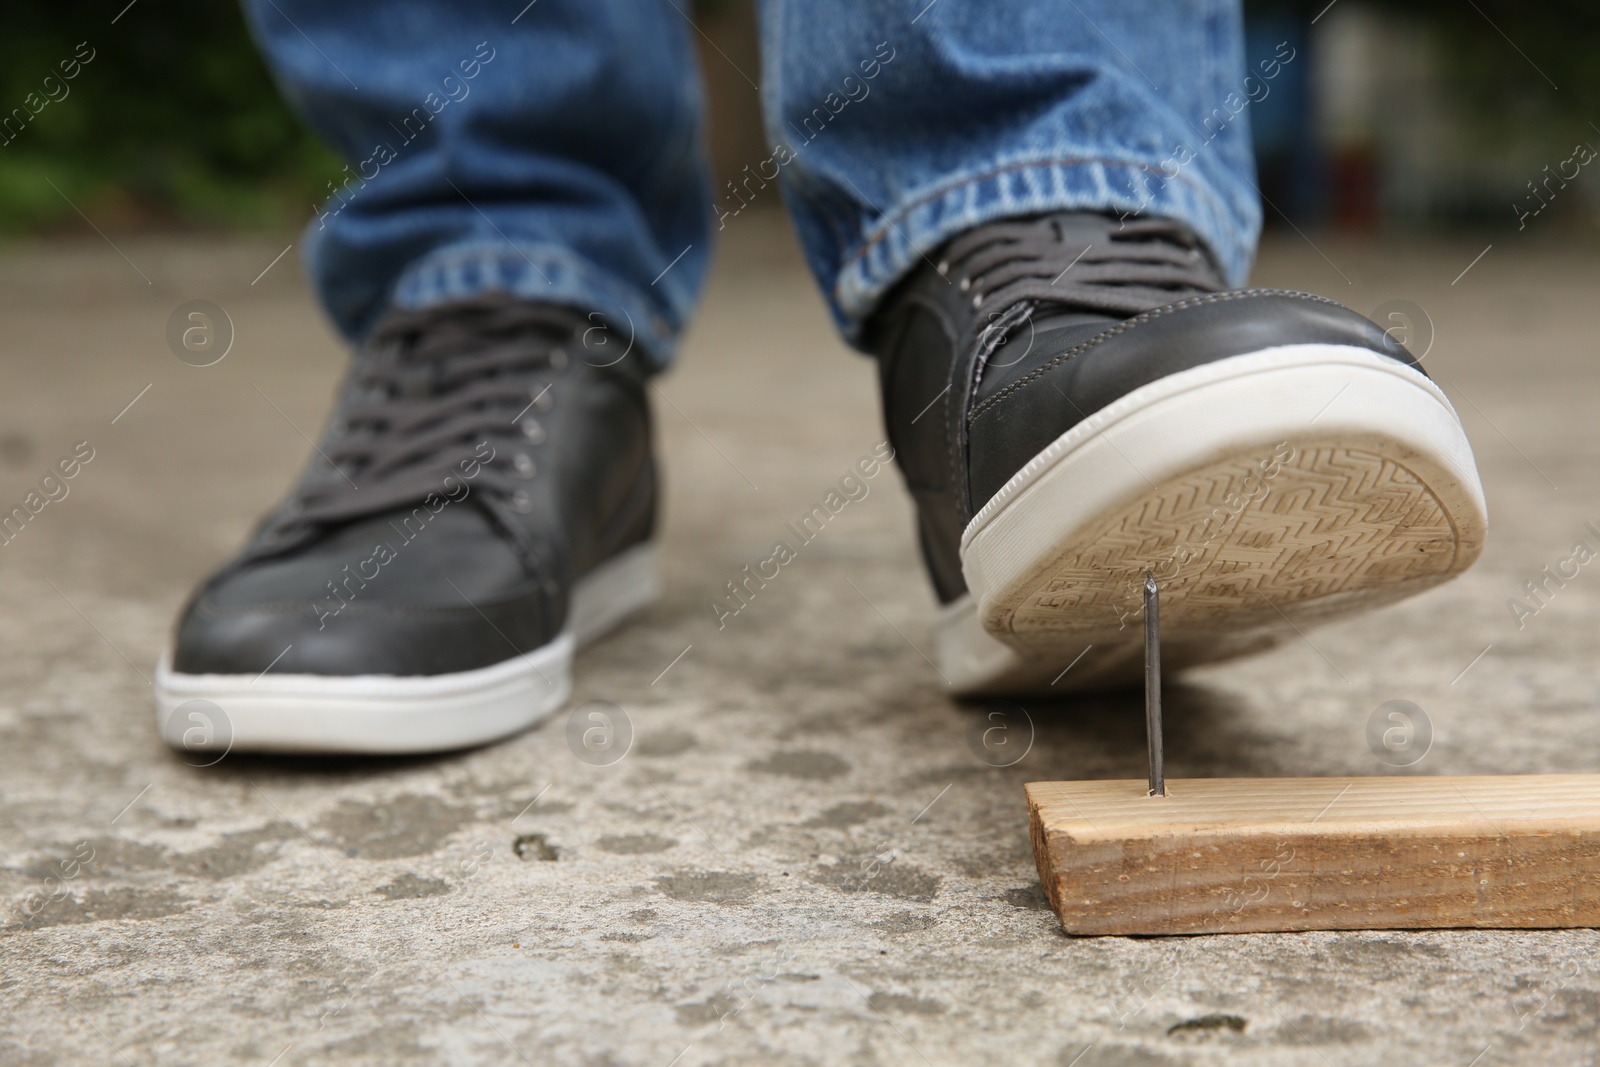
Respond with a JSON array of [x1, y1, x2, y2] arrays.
[[390, 240, 678, 368], [831, 155, 1257, 346]]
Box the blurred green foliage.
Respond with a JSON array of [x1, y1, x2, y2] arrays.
[[1402, 0, 1599, 148], [0, 1, 336, 234]]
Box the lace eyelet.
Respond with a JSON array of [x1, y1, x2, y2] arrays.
[[520, 418, 545, 444], [513, 453, 536, 478], [510, 490, 534, 513], [958, 277, 971, 292], [936, 260, 950, 276], [550, 348, 568, 370], [533, 388, 554, 411], [972, 293, 983, 308]]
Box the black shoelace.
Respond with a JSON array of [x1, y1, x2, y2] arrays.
[[266, 296, 584, 539], [939, 213, 1224, 320]]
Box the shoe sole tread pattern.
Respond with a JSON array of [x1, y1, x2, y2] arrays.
[[938, 344, 1487, 694]]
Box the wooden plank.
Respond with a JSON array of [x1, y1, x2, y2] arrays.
[[1027, 775, 1600, 936]]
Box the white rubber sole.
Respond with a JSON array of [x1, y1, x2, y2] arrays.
[[154, 543, 661, 754], [939, 344, 1487, 695]]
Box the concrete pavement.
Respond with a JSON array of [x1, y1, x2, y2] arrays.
[[1, 213, 1598, 1065]]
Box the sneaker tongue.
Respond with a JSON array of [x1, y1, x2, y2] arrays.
[[958, 213, 1227, 401], [948, 212, 1224, 323], [270, 297, 585, 538]]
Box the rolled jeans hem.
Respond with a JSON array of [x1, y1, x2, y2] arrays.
[[389, 240, 678, 368], [830, 155, 1257, 345]]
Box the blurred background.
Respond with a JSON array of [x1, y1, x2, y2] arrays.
[[0, 0, 1596, 239], [6, 7, 1600, 1060]]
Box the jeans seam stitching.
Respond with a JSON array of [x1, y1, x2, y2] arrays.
[[397, 242, 673, 349], [832, 154, 1235, 308]]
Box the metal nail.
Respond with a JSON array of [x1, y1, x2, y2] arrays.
[[1144, 571, 1164, 798]]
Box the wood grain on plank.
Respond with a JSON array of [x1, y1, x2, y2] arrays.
[[1027, 776, 1600, 936]]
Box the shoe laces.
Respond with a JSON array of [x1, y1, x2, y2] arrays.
[[267, 295, 588, 538], [938, 213, 1224, 320]]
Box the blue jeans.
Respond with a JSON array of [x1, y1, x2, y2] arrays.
[[243, 0, 1262, 365]]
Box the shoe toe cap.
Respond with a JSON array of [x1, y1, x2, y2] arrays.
[[170, 507, 559, 678], [170, 583, 557, 677]]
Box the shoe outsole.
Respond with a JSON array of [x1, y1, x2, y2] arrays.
[[937, 344, 1487, 695], [153, 543, 661, 755]]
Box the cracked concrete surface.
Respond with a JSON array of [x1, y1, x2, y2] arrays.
[[1, 214, 1598, 1065]]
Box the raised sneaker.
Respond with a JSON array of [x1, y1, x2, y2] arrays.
[[155, 294, 659, 753], [866, 212, 1487, 694]]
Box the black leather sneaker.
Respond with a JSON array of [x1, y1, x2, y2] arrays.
[[155, 294, 659, 753], [866, 212, 1487, 694]]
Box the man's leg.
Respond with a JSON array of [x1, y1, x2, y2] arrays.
[[757, 0, 1488, 694], [754, 0, 1261, 340], [155, 0, 711, 755], [241, 0, 712, 363]]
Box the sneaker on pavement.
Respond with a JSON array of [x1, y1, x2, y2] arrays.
[[866, 212, 1487, 694], [155, 294, 660, 753]]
